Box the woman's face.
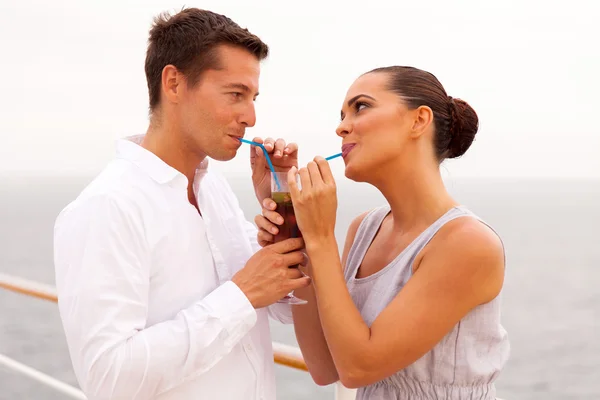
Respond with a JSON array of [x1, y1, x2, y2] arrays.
[[336, 72, 419, 183]]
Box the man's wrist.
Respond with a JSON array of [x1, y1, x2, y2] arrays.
[[231, 275, 258, 309]]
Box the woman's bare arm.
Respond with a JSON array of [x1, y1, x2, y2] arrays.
[[292, 211, 369, 385]]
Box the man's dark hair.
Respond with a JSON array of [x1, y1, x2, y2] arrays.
[[145, 8, 269, 111]]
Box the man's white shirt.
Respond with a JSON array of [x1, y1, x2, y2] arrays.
[[53, 137, 292, 399]]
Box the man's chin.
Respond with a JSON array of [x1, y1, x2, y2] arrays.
[[210, 149, 238, 162]]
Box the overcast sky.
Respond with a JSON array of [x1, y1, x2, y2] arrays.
[[0, 0, 598, 179]]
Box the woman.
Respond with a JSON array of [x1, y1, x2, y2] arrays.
[[256, 66, 509, 399]]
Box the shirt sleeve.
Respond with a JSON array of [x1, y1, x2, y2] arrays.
[[240, 213, 293, 325], [53, 194, 257, 400]]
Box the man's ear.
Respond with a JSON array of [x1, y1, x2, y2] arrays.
[[161, 65, 182, 105]]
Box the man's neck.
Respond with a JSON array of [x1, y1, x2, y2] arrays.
[[142, 122, 206, 177], [141, 123, 206, 212]]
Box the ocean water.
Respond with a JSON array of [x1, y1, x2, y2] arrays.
[[0, 174, 599, 399]]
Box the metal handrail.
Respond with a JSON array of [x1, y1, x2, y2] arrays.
[[271, 342, 309, 372], [0, 273, 58, 302], [0, 272, 321, 398], [0, 273, 362, 399], [0, 353, 86, 399], [0, 273, 507, 400], [0, 273, 308, 371]]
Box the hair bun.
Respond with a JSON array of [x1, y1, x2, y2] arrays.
[[447, 97, 479, 159]]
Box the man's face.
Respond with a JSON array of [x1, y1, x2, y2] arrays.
[[178, 44, 260, 161]]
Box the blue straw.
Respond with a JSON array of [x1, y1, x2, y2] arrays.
[[238, 138, 282, 191], [238, 138, 343, 190]]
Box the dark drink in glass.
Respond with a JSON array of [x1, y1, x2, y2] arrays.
[[272, 191, 301, 243], [271, 171, 307, 305]]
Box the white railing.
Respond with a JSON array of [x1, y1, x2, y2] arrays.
[[0, 273, 507, 400], [0, 353, 86, 399], [0, 273, 356, 400]]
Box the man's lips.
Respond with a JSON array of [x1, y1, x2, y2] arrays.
[[342, 143, 356, 158], [229, 135, 244, 147]]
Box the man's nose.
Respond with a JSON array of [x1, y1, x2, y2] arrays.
[[240, 102, 256, 127]]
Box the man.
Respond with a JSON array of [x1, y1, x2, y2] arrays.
[[53, 8, 310, 400]]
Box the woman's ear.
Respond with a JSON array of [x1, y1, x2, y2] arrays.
[[410, 105, 434, 138]]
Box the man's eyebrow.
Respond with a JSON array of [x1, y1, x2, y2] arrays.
[[223, 83, 259, 96]]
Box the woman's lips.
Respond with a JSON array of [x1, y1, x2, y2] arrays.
[[342, 143, 356, 158]]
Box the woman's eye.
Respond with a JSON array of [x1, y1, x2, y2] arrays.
[[355, 102, 368, 112]]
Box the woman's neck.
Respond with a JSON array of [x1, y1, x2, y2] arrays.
[[372, 160, 457, 233]]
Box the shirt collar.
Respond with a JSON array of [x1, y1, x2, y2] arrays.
[[116, 134, 209, 186]]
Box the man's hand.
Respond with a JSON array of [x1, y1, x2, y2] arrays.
[[250, 137, 298, 205], [232, 237, 310, 309], [254, 198, 283, 248]]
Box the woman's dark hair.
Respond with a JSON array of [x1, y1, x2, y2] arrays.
[[368, 66, 478, 160]]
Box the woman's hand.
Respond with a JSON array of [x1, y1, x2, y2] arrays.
[[288, 157, 338, 245]]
